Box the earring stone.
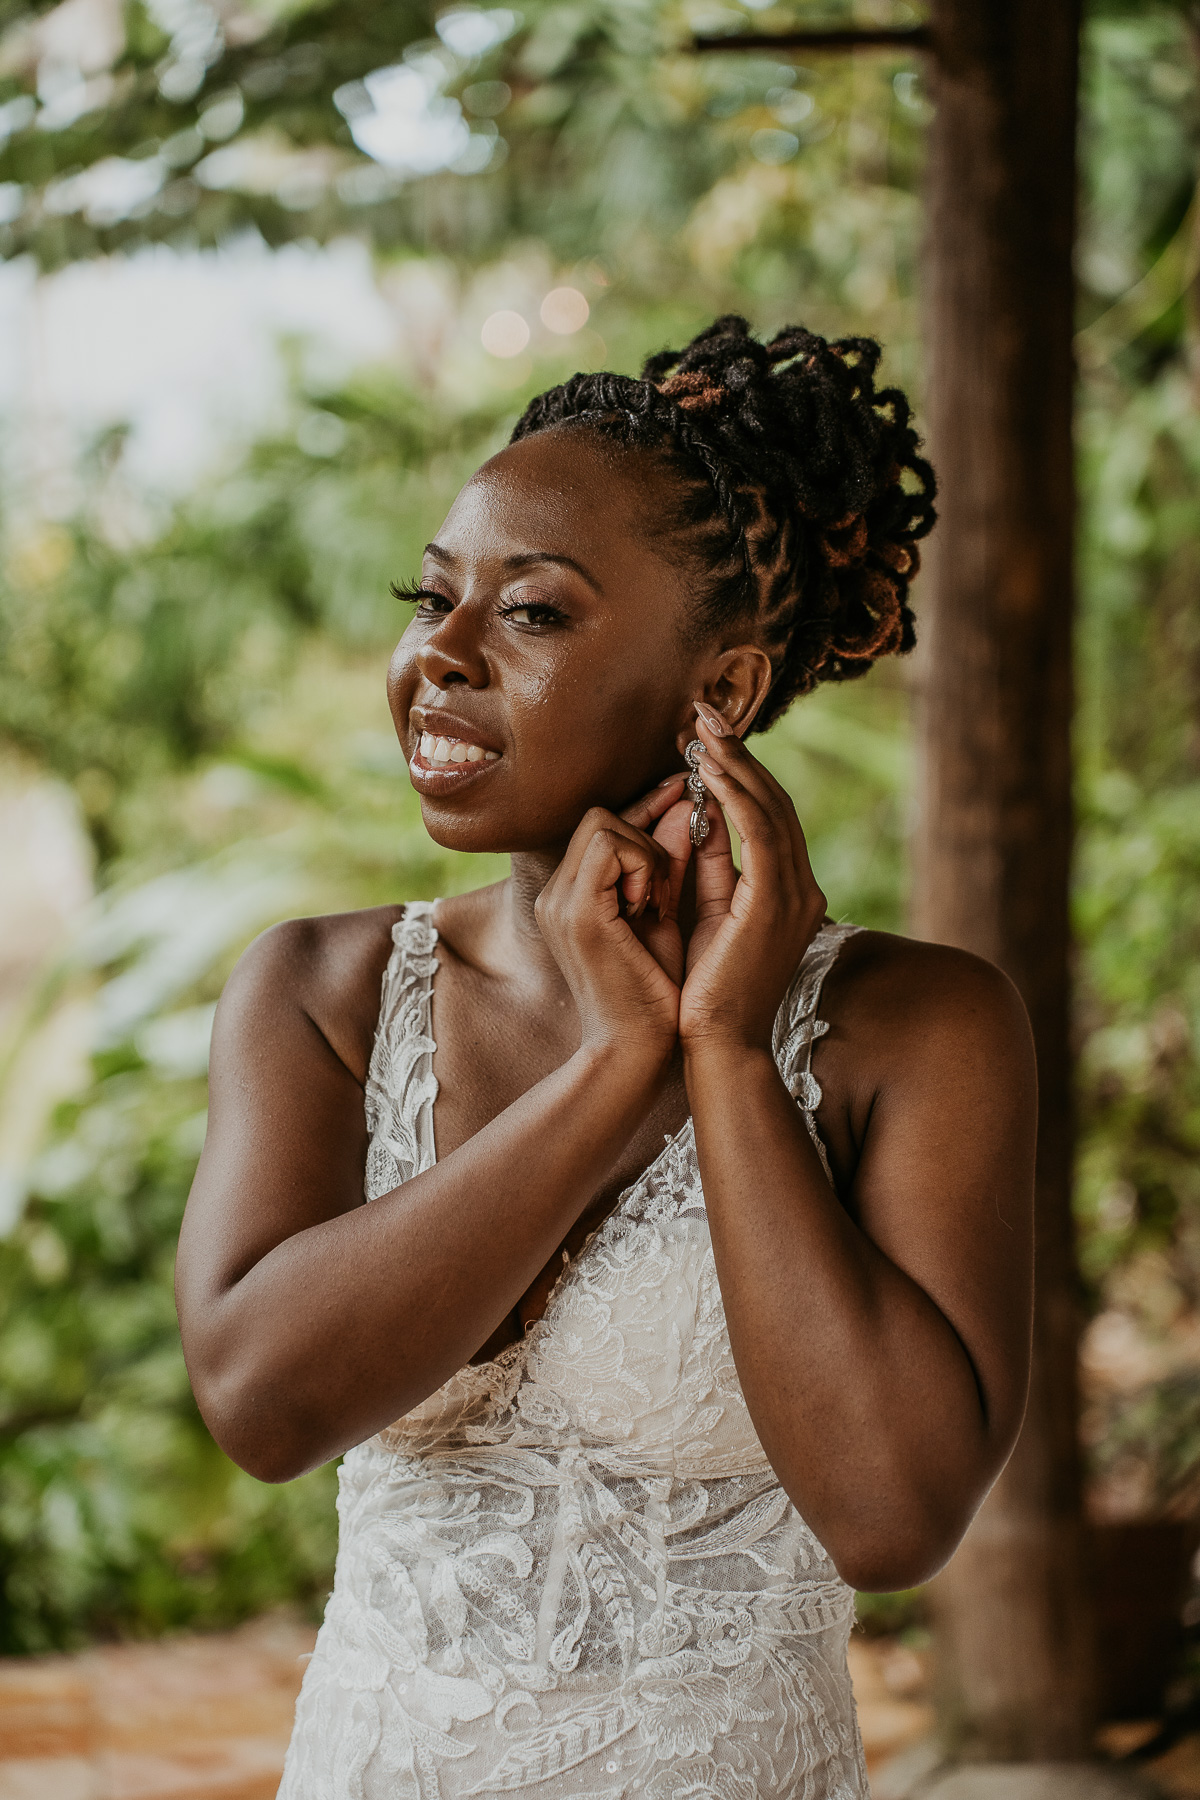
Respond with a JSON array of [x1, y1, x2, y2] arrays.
[[684, 739, 709, 848]]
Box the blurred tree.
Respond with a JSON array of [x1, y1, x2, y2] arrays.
[[914, 0, 1093, 1760], [0, 0, 913, 272]]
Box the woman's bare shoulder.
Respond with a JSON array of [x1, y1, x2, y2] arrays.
[[220, 903, 407, 1087], [814, 926, 1036, 1189], [820, 925, 1034, 1089], [828, 925, 1025, 1015]]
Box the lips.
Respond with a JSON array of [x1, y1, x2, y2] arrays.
[[408, 716, 503, 788]]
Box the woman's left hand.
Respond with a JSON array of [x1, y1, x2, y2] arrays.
[[678, 707, 827, 1053]]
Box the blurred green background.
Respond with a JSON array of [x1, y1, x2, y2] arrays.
[[0, 0, 1197, 1653]]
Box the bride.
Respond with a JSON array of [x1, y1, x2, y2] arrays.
[[176, 316, 1036, 1799]]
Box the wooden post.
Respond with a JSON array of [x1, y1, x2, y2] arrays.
[[913, 0, 1095, 1761]]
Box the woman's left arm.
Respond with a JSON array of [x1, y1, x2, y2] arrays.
[[679, 708, 1036, 1593]]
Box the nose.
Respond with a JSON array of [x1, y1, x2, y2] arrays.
[[414, 603, 489, 690]]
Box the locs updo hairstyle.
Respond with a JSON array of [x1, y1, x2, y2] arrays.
[[510, 314, 937, 735]]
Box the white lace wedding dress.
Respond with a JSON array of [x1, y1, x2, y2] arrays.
[[279, 903, 868, 1800]]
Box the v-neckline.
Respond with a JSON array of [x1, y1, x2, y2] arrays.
[[421, 898, 697, 1234], [414, 899, 841, 1241], [388, 901, 849, 1372]]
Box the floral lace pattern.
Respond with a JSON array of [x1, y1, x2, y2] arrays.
[[280, 905, 867, 1799]]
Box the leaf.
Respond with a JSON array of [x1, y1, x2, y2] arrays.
[[464, 1703, 634, 1792], [667, 1486, 791, 1567], [431, 1556, 468, 1665], [548, 1548, 592, 1673], [580, 1536, 636, 1656]]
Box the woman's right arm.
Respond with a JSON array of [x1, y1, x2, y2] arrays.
[[176, 791, 688, 1483]]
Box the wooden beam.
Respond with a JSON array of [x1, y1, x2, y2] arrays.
[[914, 0, 1095, 1762], [691, 24, 930, 53]]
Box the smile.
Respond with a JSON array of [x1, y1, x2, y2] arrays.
[[409, 730, 502, 789], [418, 733, 499, 766]]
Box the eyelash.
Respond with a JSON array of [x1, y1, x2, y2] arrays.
[[389, 579, 565, 628], [390, 578, 445, 608]]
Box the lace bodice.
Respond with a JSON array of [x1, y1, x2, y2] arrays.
[[280, 905, 867, 1800]]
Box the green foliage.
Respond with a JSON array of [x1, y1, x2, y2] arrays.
[[1071, 12, 1200, 1285], [0, 1058, 338, 1652], [0, 0, 924, 304], [1069, 8, 1200, 1516]]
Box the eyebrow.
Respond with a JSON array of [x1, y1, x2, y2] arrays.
[[424, 543, 603, 595]]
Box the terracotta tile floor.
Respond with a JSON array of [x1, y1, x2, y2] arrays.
[[848, 1637, 939, 1794], [0, 1615, 316, 1800]]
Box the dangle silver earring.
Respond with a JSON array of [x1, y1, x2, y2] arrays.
[[684, 739, 709, 848]]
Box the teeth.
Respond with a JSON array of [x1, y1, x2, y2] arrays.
[[417, 731, 500, 767]]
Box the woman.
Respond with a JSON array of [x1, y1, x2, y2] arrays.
[[177, 316, 1037, 1800]]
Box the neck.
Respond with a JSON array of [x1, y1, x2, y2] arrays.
[[499, 848, 574, 991]]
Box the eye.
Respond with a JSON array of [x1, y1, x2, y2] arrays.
[[500, 601, 566, 629], [391, 578, 453, 616]]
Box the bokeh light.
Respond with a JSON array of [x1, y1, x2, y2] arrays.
[[540, 287, 590, 334], [481, 310, 531, 356]]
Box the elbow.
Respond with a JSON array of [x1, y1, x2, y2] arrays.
[[206, 1389, 320, 1484], [832, 1540, 950, 1596], [188, 1353, 326, 1485], [823, 1503, 972, 1595], [225, 1427, 314, 1487], [810, 1433, 1006, 1594], [180, 1287, 341, 1482]]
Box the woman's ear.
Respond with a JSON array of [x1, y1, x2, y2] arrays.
[[676, 645, 773, 754]]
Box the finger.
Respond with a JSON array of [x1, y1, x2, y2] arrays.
[[577, 826, 667, 920], [560, 807, 670, 913], [631, 910, 685, 988], [693, 717, 809, 878], [648, 797, 694, 921], [620, 772, 687, 834], [694, 715, 798, 836], [605, 819, 671, 917], [691, 796, 738, 922], [694, 753, 786, 893], [619, 779, 688, 917]]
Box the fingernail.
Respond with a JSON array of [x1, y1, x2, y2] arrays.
[[658, 772, 684, 786], [694, 701, 728, 736]]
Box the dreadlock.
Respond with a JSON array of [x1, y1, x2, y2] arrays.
[[509, 315, 937, 734]]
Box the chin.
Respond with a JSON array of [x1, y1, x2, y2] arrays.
[[418, 808, 511, 855], [414, 788, 594, 859]]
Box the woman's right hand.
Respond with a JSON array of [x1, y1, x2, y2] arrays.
[[534, 775, 691, 1062]]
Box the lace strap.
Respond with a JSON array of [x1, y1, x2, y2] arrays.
[[771, 922, 862, 1184], [363, 902, 440, 1199]]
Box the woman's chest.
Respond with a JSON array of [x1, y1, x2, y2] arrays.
[[429, 956, 689, 1162], [430, 955, 696, 1353], [469, 1072, 696, 1359], [393, 1161, 767, 1475], [426, 949, 859, 1207]]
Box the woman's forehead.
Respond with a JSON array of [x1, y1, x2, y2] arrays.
[[433, 430, 668, 573]]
